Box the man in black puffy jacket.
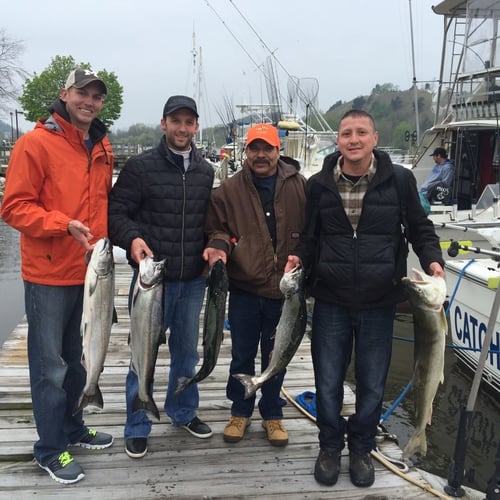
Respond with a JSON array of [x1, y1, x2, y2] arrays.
[[108, 96, 214, 459], [286, 110, 444, 488]]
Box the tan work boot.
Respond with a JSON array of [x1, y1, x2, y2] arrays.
[[262, 419, 288, 446], [223, 416, 251, 443]]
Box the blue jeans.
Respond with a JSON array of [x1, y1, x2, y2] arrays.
[[311, 299, 395, 453], [124, 274, 206, 439], [226, 287, 286, 420], [24, 281, 88, 465]]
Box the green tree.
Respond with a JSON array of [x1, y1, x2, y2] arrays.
[[18, 55, 123, 130]]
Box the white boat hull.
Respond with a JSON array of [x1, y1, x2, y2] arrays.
[[444, 258, 500, 392]]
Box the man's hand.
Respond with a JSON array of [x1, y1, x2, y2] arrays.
[[67, 220, 93, 251], [131, 238, 154, 264], [203, 247, 227, 267], [429, 261, 445, 278], [284, 255, 301, 273]]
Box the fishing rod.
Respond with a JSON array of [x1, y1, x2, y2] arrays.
[[447, 240, 500, 260]]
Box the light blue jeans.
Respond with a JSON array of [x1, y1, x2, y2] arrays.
[[124, 274, 206, 439], [24, 281, 88, 465], [311, 299, 395, 454]]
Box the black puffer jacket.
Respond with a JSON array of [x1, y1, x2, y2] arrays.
[[108, 137, 214, 281], [295, 149, 444, 309]]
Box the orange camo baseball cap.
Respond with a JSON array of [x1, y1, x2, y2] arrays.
[[245, 123, 280, 148]]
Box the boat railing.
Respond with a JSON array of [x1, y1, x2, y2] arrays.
[[447, 72, 500, 121]]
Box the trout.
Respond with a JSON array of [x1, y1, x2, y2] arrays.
[[75, 237, 115, 413], [175, 259, 229, 393], [402, 268, 447, 459], [233, 266, 307, 399], [129, 256, 165, 421]]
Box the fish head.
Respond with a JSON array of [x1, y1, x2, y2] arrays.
[[139, 256, 166, 288], [402, 268, 447, 309], [279, 266, 303, 298], [87, 237, 114, 276]]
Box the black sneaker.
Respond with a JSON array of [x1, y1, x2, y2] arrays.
[[71, 428, 114, 450], [36, 451, 85, 484], [125, 437, 148, 459], [314, 449, 341, 486], [349, 451, 375, 487], [182, 416, 213, 439]]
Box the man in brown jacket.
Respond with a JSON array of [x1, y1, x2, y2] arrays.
[[203, 123, 306, 446]]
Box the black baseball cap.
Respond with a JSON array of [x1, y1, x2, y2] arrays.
[[430, 147, 447, 158], [163, 95, 199, 118]]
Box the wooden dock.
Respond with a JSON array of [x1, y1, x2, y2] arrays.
[[0, 263, 484, 499]]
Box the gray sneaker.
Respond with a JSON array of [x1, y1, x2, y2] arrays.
[[71, 428, 114, 450], [36, 451, 85, 484]]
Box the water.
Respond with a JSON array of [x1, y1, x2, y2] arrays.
[[0, 220, 497, 494], [0, 218, 24, 346], [377, 314, 499, 494]]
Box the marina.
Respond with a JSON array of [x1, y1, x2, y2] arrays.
[[0, 261, 489, 499]]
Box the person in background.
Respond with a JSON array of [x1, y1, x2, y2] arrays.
[[285, 110, 444, 488], [108, 95, 215, 460], [203, 123, 306, 447], [419, 147, 454, 203], [1, 68, 114, 485]]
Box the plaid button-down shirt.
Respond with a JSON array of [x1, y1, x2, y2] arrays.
[[333, 154, 377, 229]]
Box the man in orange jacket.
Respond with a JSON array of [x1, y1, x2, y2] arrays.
[[1, 68, 115, 485]]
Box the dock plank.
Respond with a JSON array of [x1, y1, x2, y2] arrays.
[[0, 263, 481, 499]]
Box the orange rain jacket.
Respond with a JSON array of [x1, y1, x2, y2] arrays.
[[1, 108, 114, 286]]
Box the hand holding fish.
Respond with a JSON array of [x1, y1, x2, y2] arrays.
[[428, 261, 445, 278], [284, 255, 301, 274], [131, 237, 154, 264], [203, 247, 227, 266], [67, 219, 93, 251]]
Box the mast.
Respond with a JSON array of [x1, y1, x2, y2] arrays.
[[409, 0, 420, 146]]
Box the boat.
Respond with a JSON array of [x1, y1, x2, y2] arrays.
[[213, 56, 337, 183], [410, 0, 500, 259], [445, 256, 500, 392]]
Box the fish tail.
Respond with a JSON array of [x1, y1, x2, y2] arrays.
[[232, 373, 260, 400], [132, 394, 160, 421], [72, 385, 104, 415], [174, 376, 192, 395], [402, 430, 428, 459]]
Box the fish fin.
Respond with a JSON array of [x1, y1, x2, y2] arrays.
[[88, 273, 99, 296], [232, 373, 260, 399], [132, 394, 160, 421], [174, 376, 192, 395], [73, 385, 104, 415], [402, 430, 428, 459], [426, 406, 433, 426]]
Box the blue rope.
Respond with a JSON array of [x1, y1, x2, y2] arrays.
[[445, 258, 476, 316], [380, 378, 413, 422]]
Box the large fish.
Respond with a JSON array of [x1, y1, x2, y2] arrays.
[[175, 259, 229, 394], [129, 256, 165, 421], [233, 266, 307, 399], [75, 237, 115, 413], [402, 268, 448, 459]]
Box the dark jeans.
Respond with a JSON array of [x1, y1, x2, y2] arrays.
[[226, 287, 286, 420], [311, 299, 395, 453], [24, 281, 87, 465]]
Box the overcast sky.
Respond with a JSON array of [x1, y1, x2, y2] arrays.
[[2, 0, 444, 133]]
